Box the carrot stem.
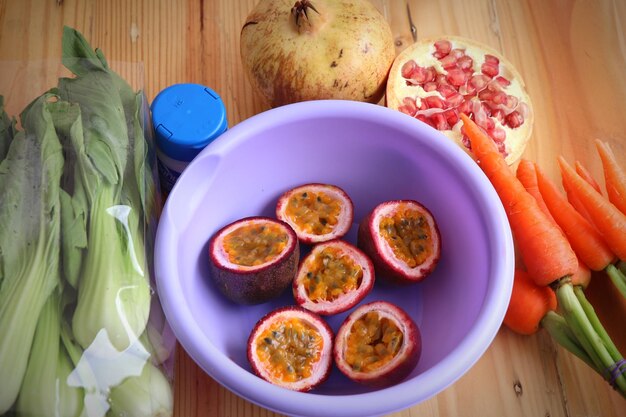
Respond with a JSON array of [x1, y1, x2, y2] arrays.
[[556, 282, 626, 395], [541, 311, 599, 372], [605, 264, 626, 299]]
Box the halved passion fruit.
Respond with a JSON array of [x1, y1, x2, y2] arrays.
[[276, 183, 353, 244], [358, 200, 441, 285], [247, 306, 334, 392], [293, 239, 375, 316], [208, 216, 299, 304], [333, 301, 421, 388]]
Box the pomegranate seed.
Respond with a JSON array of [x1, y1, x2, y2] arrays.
[[450, 48, 465, 59], [481, 102, 492, 117], [506, 111, 524, 128], [437, 83, 457, 98], [481, 62, 499, 77], [409, 66, 429, 84], [446, 68, 468, 87], [399, 97, 417, 116], [418, 98, 429, 110], [401, 60, 418, 79], [491, 91, 507, 105], [492, 109, 506, 123], [443, 108, 459, 125], [469, 74, 490, 90], [484, 54, 500, 65], [459, 83, 477, 96], [423, 82, 437, 92], [495, 76, 511, 87], [433, 39, 452, 59], [446, 92, 465, 107], [439, 54, 457, 69], [504, 95, 519, 110], [482, 117, 496, 130], [424, 95, 447, 109], [489, 127, 506, 142], [457, 55, 474, 71], [478, 89, 494, 101], [424, 66, 437, 83], [431, 113, 450, 130], [518, 102, 531, 119], [417, 115, 436, 128], [436, 74, 449, 85]]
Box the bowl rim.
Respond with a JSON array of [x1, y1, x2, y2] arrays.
[[154, 100, 514, 417]]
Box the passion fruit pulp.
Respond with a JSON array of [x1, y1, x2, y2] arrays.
[[276, 183, 354, 244], [333, 301, 421, 388], [247, 306, 334, 392], [293, 239, 375, 316], [358, 200, 441, 285], [208, 216, 299, 304]]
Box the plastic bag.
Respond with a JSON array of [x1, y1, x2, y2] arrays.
[[0, 27, 175, 417]]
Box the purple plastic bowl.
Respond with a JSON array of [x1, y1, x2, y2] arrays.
[[154, 100, 514, 417]]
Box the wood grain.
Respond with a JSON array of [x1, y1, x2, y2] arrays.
[[0, 0, 624, 416]]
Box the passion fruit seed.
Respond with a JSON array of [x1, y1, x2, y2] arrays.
[[285, 190, 341, 236], [223, 223, 288, 266], [345, 311, 403, 373], [379, 208, 433, 268], [304, 246, 363, 302], [255, 318, 324, 383]]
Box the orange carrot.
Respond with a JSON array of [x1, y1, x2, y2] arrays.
[[516, 158, 558, 223], [595, 139, 626, 215], [535, 162, 616, 271], [558, 156, 626, 261], [503, 269, 557, 335], [575, 160, 602, 193], [517, 159, 594, 288], [461, 114, 578, 286]]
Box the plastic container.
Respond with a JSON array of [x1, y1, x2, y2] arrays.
[[154, 100, 515, 417], [151, 83, 228, 194]]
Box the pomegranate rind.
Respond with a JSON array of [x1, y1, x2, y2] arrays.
[[386, 35, 534, 166], [293, 239, 375, 316], [333, 301, 421, 388], [357, 200, 441, 285], [275, 183, 354, 244], [247, 306, 334, 392], [208, 216, 299, 304]]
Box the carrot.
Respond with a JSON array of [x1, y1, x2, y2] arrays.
[[517, 159, 592, 288], [575, 160, 602, 194], [535, 162, 616, 271], [461, 114, 578, 286], [595, 139, 626, 215], [558, 156, 626, 261], [503, 269, 557, 335]]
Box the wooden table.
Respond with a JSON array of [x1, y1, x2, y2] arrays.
[[1, 0, 624, 416]]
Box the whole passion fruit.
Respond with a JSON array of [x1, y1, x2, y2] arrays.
[[208, 217, 299, 304], [333, 301, 421, 388], [293, 239, 374, 315], [276, 183, 353, 244], [247, 306, 334, 392], [358, 200, 441, 285]]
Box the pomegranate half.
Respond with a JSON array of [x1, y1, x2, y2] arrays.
[[386, 35, 534, 165], [247, 306, 334, 392], [293, 239, 374, 315], [333, 301, 421, 388], [276, 183, 353, 244], [358, 200, 441, 285], [208, 217, 299, 304]]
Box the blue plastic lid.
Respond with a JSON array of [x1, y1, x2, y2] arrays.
[[151, 83, 228, 162]]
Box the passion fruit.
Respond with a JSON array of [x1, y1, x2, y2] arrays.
[[247, 306, 334, 392], [334, 301, 421, 388], [208, 217, 299, 304], [276, 183, 353, 244], [293, 239, 375, 316], [358, 200, 441, 285]]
